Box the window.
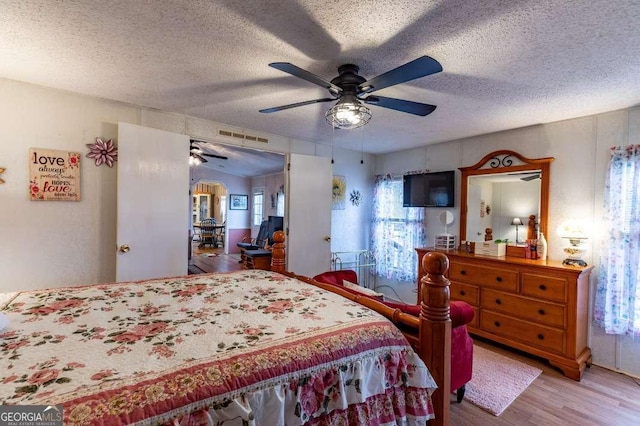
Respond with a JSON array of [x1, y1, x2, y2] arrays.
[[220, 195, 226, 223], [594, 144, 640, 336], [252, 190, 264, 226], [370, 175, 426, 282], [276, 192, 285, 217]]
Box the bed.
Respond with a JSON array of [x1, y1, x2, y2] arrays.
[[0, 232, 452, 425]]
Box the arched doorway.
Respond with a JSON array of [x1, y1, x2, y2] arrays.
[[189, 180, 228, 272]]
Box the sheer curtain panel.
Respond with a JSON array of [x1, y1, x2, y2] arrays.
[[370, 175, 426, 282], [594, 144, 640, 336]]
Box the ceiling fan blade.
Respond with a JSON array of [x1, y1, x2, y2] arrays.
[[190, 153, 208, 163], [363, 95, 437, 116], [201, 153, 228, 160], [521, 174, 540, 181], [190, 140, 228, 160], [358, 56, 443, 94], [259, 98, 335, 113], [269, 63, 343, 95], [507, 171, 541, 181]]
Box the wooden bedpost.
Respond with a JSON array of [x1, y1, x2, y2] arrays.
[[527, 214, 537, 240], [270, 230, 286, 273], [419, 252, 451, 426]]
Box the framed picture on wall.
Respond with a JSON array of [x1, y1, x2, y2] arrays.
[[229, 194, 248, 210]]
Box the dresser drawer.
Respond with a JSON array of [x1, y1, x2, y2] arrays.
[[481, 289, 565, 328], [521, 273, 567, 302], [449, 262, 518, 292], [450, 282, 479, 306], [480, 310, 565, 354]]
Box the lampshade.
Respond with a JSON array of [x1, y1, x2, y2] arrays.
[[511, 217, 523, 226], [557, 220, 589, 239], [325, 96, 372, 130]]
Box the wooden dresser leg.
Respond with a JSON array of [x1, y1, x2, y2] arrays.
[[548, 348, 591, 381]]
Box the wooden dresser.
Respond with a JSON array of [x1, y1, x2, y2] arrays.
[[416, 248, 593, 380]]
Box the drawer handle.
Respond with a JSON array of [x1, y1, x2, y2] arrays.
[[538, 309, 546, 315], [496, 276, 503, 282], [460, 290, 466, 296], [537, 334, 544, 340], [460, 270, 467, 275], [494, 321, 501, 327], [539, 284, 547, 290], [495, 299, 502, 305]]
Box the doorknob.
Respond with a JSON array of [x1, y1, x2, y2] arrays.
[[118, 244, 131, 253], [324, 236, 331, 241]]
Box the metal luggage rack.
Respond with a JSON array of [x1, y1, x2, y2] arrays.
[[330, 250, 377, 290]]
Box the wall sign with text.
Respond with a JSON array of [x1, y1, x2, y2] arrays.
[[29, 148, 81, 201]]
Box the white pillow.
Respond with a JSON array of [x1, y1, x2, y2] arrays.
[[0, 313, 8, 332], [343, 280, 384, 299]]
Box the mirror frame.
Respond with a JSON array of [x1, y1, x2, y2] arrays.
[[459, 150, 554, 245]]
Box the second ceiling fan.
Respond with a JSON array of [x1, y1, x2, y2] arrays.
[[260, 56, 443, 129], [190, 140, 228, 164]]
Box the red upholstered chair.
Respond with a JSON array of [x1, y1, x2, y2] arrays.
[[312, 270, 474, 403]]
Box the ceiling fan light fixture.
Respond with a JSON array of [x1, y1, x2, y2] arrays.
[[325, 98, 372, 130], [189, 152, 207, 166]]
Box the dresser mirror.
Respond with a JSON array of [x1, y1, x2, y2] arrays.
[[459, 150, 554, 249]]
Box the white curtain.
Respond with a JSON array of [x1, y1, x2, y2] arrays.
[[370, 175, 426, 282], [594, 144, 640, 336]]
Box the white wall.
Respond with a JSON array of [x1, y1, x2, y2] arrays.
[[375, 109, 640, 378], [329, 150, 375, 253], [491, 180, 540, 241], [0, 79, 136, 289]]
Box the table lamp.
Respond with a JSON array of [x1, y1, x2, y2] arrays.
[[511, 217, 523, 244], [558, 220, 589, 266]]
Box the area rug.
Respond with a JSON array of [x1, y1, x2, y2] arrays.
[[464, 345, 542, 416]]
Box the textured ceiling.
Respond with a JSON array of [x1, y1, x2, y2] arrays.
[[2, 0, 640, 156]]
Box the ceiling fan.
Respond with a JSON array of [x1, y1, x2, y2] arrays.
[[259, 56, 443, 129], [189, 140, 228, 165]]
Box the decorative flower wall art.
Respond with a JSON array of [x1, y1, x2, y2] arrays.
[[350, 189, 361, 206], [0, 167, 5, 184], [86, 138, 118, 167], [332, 175, 346, 210]]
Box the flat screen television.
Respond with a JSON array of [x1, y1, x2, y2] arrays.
[[403, 171, 455, 207], [267, 215, 284, 244]]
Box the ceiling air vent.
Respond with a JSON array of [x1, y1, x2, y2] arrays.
[[218, 130, 268, 143]]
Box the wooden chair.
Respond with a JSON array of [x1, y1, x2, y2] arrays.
[[199, 218, 216, 247]]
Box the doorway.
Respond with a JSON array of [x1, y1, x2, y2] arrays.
[[190, 180, 228, 270], [188, 142, 287, 274]]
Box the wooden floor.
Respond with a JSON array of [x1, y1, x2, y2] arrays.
[[450, 338, 640, 425], [188, 245, 640, 424], [189, 243, 243, 274]]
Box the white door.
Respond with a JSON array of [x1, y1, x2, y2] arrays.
[[287, 153, 332, 277], [116, 122, 190, 282]]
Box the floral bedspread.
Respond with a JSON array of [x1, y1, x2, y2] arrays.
[[0, 270, 436, 425]]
